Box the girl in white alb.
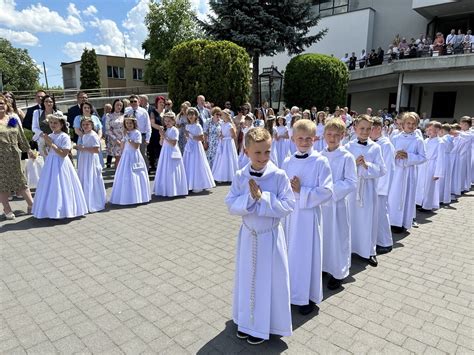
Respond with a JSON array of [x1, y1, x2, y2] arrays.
[[212, 109, 238, 182], [183, 108, 216, 192], [313, 112, 326, 152], [153, 112, 188, 197], [109, 116, 151, 205], [32, 114, 88, 219], [77, 117, 106, 212], [273, 116, 290, 167]]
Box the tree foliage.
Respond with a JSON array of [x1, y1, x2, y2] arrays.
[[142, 0, 201, 85], [168, 40, 250, 108], [80, 48, 101, 90], [0, 38, 40, 91], [284, 53, 349, 110], [199, 0, 327, 107]]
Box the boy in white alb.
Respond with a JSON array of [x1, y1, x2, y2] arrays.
[[321, 119, 357, 290], [282, 119, 333, 314], [438, 124, 454, 205], [415, 121, 445, 211], [225, 127, 295, 345], [459, 117, 473, 192], [345, 115, 386, 267], [370, 117, 395, 254]]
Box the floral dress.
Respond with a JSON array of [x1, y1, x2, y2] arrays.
[[204, 119, 222, 169], [105, 113, 124, 156], [177, 113, 188, 154]]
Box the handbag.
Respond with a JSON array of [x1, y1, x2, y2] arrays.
[[171, 151, 181, 159], [25, 156, 44, 188], [132, 162, 145, 171]]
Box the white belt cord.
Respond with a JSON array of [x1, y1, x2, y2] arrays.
[[242, 220, 280, 324], [399, 165, 408, 210], [356, 177, 365, 207]]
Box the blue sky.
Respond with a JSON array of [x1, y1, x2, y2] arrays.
[[0, 0, 209, 87]]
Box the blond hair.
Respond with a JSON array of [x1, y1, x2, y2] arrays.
[[441, 123, 451, 132], [371, 116, 383, 127], [401, 111, 420, 125], [324, 118, 346, 133], [293, 119, 316, 136], [211, 106, 222, 116], [163, 111, 176, 122], [354, 114, 374, 125], [245, 127, 272, 147]]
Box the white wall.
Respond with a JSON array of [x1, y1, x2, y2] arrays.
[[419, 85, 474, 120], [350, 88, 396, 114]]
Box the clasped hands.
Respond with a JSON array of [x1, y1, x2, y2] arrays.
[[395, 150, 408, 160], [356, 155, 368, 169]]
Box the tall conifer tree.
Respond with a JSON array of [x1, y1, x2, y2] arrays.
[[80, 48, 101, 90]]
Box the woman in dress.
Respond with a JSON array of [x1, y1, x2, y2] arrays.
[[109, 115, 151, 205], [149, 96, 165, 172], [73, 102, 103, 165], [32, 113, 88, 219], [0, 95, 35, 220], [274, 116, 290, 167], [153, 112, 188, 197], [204, 107, 222, 169], [3, 92, 25, 122], [77, 117, 106, 212], [314, 111, 327, 152], [176, 102, 189, 154], [105, 99, 125, 168], [211, 109, 238, 182], [32, 95, 62, 156]]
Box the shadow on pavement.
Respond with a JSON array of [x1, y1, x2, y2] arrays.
[[1, 214, 84, 231]]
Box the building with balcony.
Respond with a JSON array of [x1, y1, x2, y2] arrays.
[[260, 0, 474, 120], [61, 54, 150, 91]]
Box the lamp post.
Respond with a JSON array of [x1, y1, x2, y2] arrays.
[[258, 65, 283, 113]]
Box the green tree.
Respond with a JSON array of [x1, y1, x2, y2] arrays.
[[0, 38, 40, 91], [168, 40, 250, 108], [199, 0, 327, 107], [80, 48, 101, 90], [283, 53, 349, 110], [142, 0, 201, 85]]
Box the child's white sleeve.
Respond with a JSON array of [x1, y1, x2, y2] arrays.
[[255, 173, 295, 218], [333, 155, 357, 201], [225, 173, 257, 216], [360, 146, 386, 179], [298, 158, 333, 209], [406, 138, 427, 166]]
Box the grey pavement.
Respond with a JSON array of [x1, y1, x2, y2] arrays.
[[1, 170, 473, 354]]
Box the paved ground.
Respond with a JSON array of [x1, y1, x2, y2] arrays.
[[1, 169, 473, 354]]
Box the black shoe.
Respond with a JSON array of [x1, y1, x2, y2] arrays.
[[391, 226, 405, 233], [368, 255, 378, 267], [327, 276, 343, 290], [299, 301, 316, 315], [247, 335, 265, 345], [418, 208, 431, 213], [376, 245, 392, 255], [236, 331, 249, 339]]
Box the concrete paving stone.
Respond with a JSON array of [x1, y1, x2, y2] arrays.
[[69, 320, 99, 338], [118, 336, 149, 355], [43, 323, 73, 342], [25, 340, 58, 354], [81, 330, 115, 353], [0, 337, 20, 352], [53, 334, 86, 353]]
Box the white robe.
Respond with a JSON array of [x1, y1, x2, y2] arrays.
[[238, 127, 250, 169], [345, 140, 386, 258], [450, 135, 463, 196], [388, 132, 426, 229], [415, 137, 445, 210], [282, 150, 333, 305], [77, 131, 106, 212], [460, 131, 473, 191], [321, 146, 357, 280], [225, 162, 295, 340], [439, 135, 454, 204], [212, 122, 238, 182], [273, 126, 290, 168], [374, 137, 395, 247], [313, 123, 326, 152]]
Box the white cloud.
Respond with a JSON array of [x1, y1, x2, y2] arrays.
[[67, 3, 81, 18], [191, 0, 210, 21], [0, 28, 39, 46], [83, 5, 97, 17], [0, 0, 84, 35], [122, 0, 149, 55]]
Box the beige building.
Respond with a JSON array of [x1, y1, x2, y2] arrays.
[[61, 54, 150, 90]]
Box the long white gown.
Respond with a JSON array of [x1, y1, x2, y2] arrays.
[[238, 127, 250, 169], [439, 134, 454, 204], [450, 135, 463, 196], [153, 126, 188, 197], [388, 132, 426, 229], [460, 131, 473, 191], [321, 146, 357, 280], [313, 123, 326, 152], [211, 122, 238, 182], [183, 123, 215, 191], [415, 137, 445, 210], [32, 132, 88, 219], [273, 126, 290, 168], [374, 137, 395, 247], [345, 140, 386, 258], [109, 130, 151, 205], [225, 162, 295, 340], [77, 131, 106, 212], [282, 149, 333, 305]]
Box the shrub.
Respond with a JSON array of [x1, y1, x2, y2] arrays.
[[283, 53, 349, 110], [168, 40, 250, 108]]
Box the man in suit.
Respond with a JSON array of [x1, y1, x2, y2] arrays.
[[196, 94, 211, 127], [23, 90, 46, 130], [67, 91, 97, 143]]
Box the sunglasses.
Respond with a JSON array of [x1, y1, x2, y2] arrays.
[[130, 100, 138, 103]]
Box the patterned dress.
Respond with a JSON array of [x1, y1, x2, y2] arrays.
[[0, 116, 31, 192], [204, 119, 222, 169], [105, 113, 124, 156]]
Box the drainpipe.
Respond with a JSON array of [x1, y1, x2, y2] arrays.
[[396, 73, 404, 112]]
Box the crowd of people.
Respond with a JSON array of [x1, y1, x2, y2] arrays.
[[342, 28, 474, 70], [1, 90, 473, 345]]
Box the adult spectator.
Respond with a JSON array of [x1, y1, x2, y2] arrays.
[[366, 107, 373, 116], [165, 99, 174, 113], [101, 103, 113, 168], [310, 106, 318, 121], [419, 112, 430, 130], [398, 38, 409, 52], [67, 91, 97, 143], [343, 107, 352, 125], [463, 30, 474, 52], [454, 29, 464, 54], [139, 95, 150, 112], [224, 101, 235, 117], [432, 32, 445, 54], [340, 53, 349, 66], [148, 96, 165, 172], [367, 49, 378, 66], [23, 90, 45, 130], [0, 95, 35, 220], [348, 52, 357, 70], [358, 49, 367, 68], [105, 99, 124, 168], [376, 47, 384, 64], [125, 94, 151, 168], [285, 106, 299, 128], [3, 92, 25, 122], [446, 29, 456, 48], [196, 94, 211, 127], [32, 95, 63, 156]]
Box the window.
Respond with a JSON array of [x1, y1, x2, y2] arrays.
[[312, 0, 349, 17], [431, 92, 456, 118], [133, 68, 143, 81], [107, 65, 125, 79]]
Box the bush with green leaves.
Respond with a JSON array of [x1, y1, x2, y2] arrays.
[[168, 40, 250, 108], [283, 54, 349, 110]]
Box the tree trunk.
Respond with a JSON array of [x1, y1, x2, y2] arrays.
[[251, 53, 260, 109]]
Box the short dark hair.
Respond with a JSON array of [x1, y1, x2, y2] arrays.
[[77, 91, 87, 97], [129, 94, 139, 101]]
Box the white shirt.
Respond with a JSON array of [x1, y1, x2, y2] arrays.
[[125, 106, 151, 142]]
